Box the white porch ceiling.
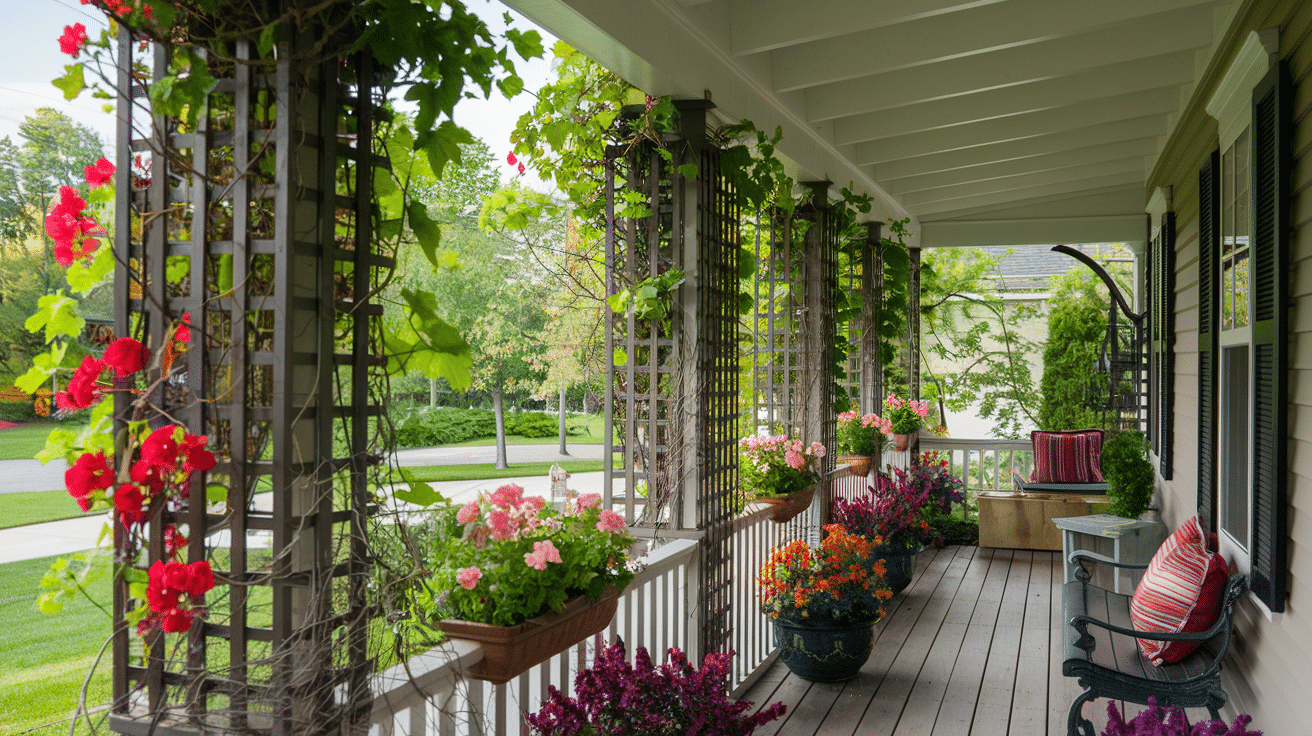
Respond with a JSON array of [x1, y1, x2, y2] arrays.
[[501, 0, 1236, 247]]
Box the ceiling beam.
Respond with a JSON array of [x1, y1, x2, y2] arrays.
[[854, 90, 1175, 164], [901, 157, 1147, 208], [729, 0, 1005, 56], [832, 54, 1196, 146], [882, 138, 1161, 195], [908, 171, 1145, 217], [804, 8, 1213, 122], [872, 115, 1168, 180], [772, 0, 1220, 92], [920, 214, 1146, 247]]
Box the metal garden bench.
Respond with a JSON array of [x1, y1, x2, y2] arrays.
[[1061, 550, 1247, 736]]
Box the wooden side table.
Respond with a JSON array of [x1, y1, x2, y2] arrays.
[[1053, 514, 1166, 593]]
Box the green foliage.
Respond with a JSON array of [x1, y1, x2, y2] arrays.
[[605, 269, 685, 322], [919, 246, 1040, 438], [395, 408, 564, 447], [1102, 430, 1154, 519], [1038, 269, 1110, 431], [504, 412, 558, 438]]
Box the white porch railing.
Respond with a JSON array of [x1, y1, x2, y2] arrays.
[[919, 436, 1034, 502]]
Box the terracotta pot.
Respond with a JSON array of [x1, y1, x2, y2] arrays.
[[439, 589, 621, 684], [837, 454, 873, 477], [751, 485, 816, 524], [892, 431, 916, 452]]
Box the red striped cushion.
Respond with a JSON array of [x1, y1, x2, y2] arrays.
[[1129, 516, 1231, 665], [1029, 429, 1104, 483]]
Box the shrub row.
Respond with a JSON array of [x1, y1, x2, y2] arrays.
[[395, 408, 565, 448]]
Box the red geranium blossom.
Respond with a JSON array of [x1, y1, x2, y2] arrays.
[[58, 23, 88, 57], [506, 151, 517, 166], [45, 186, 105, 266], [56, 356, 106, 410], [66, 450, 114, 510], [103, 336, 149, 376], [145, 559, 215, 635], [140, 425, 179, 468], [179, 434, 215, 474], [84, 157, 115, 188], [113, 482, 147, 527], [164, 525, 187, 557], [53, 237, 101, 266]]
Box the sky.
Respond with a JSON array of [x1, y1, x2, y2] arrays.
[[1, 0, 559, 191]]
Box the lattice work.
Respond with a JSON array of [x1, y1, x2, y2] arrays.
[[748, 211, 803, 434], [110, 30, 382, 734], [907, 245, 922, 458]]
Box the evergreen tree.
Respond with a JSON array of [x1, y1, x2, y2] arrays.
[[1037, 269, 1110, 431]]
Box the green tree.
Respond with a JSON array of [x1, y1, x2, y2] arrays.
[[1037, 269, 1110, 431], [16, 109, 105, 202], [918, 247, 1040, 438]]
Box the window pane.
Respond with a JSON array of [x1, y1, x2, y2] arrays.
[[1220, 344, 1249, 550], [1233, 252, 1249, 328], [1222, 261, 1235, 330]]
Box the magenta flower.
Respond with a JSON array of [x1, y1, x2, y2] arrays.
[[524, 540, 563, 571], [490, 483, 525, 509], [487, 509, 516, 540], [596, 510, 626, 534], [456, 566, 482, 590]]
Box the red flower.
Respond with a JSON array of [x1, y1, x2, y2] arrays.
[[175, 313, 191, 345], [140, 425, 179, 468], [179, 434, 215, 473], [57, 356, 106, 410], [517, 162, 526, 175], [84, 158, 115, 188], [184, 561, 215, 596], [66, 451, 114, 506], [54, 236, 100, 266], [161, 608, 195, 633], [164, 525, 187, 556], [58, 23, 88, 58], [103, 337, 149, 376], [130, 459, 167, 492], [113, 482, 147, 527], [506, 151, 517, 166]]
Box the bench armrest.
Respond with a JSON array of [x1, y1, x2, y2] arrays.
[[1068, 550, 1149, 571], [1068, 612, 1229, 644]]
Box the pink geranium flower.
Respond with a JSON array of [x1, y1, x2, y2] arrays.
[[524, 540, 562, 571], [596, 510, 626, 534], [784, 450, 804, 470], [490, 483, 524, 509], [456, 566, 482, 590], [456, 501, 479, 524]]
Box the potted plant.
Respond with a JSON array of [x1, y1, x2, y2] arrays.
[[904, 452, 968, 548], [757, 525, 894, 682], [836, 410, 889, 476], [525, 639, 787, 735], [416, 484, 636, 683], [739, 433, 826, 523], [880, 394, 930, 451], [831, 472, 932, 595], [1101, 430, 1155, 519]]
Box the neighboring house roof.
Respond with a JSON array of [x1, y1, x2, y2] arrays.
[[977, 243, 1129, 292]]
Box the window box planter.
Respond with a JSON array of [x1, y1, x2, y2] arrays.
[[750, 485, 816, 524], [440, 589, 622, 684], [837, 454, 873, 477]]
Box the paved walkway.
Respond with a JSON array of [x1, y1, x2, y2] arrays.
[[0, 467, 615, 565], [0, 442, 605, 495]]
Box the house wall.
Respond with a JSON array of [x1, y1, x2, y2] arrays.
[[1154, 0, 1312, 730]]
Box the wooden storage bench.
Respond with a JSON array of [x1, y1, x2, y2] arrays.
[[977, 491, 1109, 550]]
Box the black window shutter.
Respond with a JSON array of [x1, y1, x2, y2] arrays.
[[1148, 213, 1175, 479], [1197, 151, 1219, 534], [1249, 60, 1290, 612]]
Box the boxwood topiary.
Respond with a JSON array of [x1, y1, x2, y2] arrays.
[[1101, 430, 1154, 519]]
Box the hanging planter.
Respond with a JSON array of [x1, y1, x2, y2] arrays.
[[751, 485, 816, 524], [440, 589, 622, 684], [837, 454, 873, 477]]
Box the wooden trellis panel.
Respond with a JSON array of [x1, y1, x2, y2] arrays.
[[110, 28, 381, 735]]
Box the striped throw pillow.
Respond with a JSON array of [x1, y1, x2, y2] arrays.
[[1029, 429, 1104, 483], [1129, 516, 1230, 665]]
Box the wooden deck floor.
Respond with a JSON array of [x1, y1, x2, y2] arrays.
[[741, 545, 1212, 736]]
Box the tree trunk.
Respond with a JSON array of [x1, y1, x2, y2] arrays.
[[429, 377, 437, 409], [493, 389, 508, 470], [558, 385, 570, 456]]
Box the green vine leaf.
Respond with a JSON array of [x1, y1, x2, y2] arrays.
[[25, 294, 85, 344], [505, 28, 544, 61], [52, 64, 85, 101], [406, 200, 444, 270], [66, 244, 115, 295], [257, 22, 278, 58], [385, 288, 474, 391], [393, 468, 447, 507], [14, 343, 69, 394]]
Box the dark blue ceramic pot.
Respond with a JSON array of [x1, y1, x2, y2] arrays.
[[774, 616, 878, 682], [870, 543, 918, 595]]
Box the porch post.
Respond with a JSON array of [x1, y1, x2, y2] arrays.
[[860, 221, 883, 415], [908, 244, 922, 459], [798, 182, 837, 544]]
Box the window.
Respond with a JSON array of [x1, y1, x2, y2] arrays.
[[1198, 29, 1288, 613]]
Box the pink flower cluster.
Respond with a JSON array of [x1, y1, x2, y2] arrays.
[[883, 395, 930, 418], [525, 540, 563, 570], [838, 410, 892, 434], [739, 434, 825, 474], [457, 483, 555, 546]]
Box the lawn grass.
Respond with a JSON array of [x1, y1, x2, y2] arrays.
[[0, 553, 113, 735], [0, 422, 87, 461], [0, 490, 87, 530], [403, 459, 608, 483]]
